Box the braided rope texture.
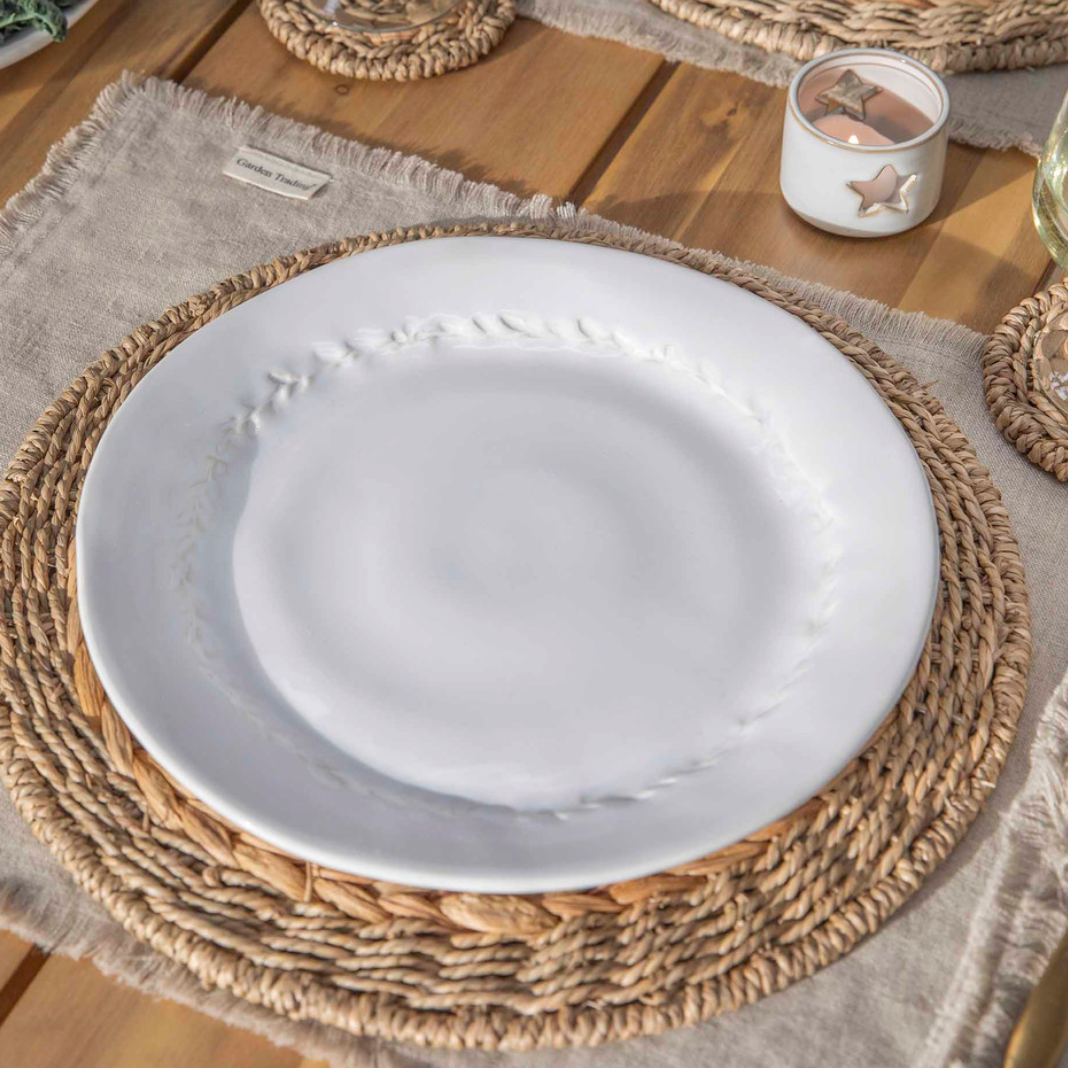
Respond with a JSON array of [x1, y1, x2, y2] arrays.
[[257, 0, 516, 80], [649, 0, 1068, 73], [983, 282, 1068, 482], [0, 224, 1031, 1051]]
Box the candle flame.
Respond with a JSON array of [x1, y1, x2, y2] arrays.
[[848, 134, 860, 145]]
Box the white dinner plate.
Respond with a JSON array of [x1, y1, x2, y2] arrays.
[[76, 236, 940, 892], [0, 1, 98, 71]]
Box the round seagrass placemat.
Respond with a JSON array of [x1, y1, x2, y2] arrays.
[[648, 0, 1068, 73], [983, 281, 1068, 482], [0, 223, 1030, 1051], [257, 0, 516, 80]]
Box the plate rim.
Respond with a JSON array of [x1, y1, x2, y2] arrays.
[[75, 230, 942, 892]]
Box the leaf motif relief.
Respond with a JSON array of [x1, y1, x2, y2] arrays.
[[170, 312, 842, 816]]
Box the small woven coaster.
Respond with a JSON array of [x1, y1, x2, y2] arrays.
[[648, 0, 1068, 73], [258, 0, 516, 80], [983, 282, 1068, 482], [0, 224, 1030, 1051]]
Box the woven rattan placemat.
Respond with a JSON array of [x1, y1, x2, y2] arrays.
[[984, 282, 1068, 481], [0, 222, 1030, 1051], [258, 0, 516, 80], [648, 0, 1068, 73]]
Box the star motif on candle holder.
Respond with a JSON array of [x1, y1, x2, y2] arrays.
[[847, 164, 917, 217], [816, 69, 882, 121]]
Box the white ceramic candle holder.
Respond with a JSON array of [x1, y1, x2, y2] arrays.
[[781, 49, 950, 238]]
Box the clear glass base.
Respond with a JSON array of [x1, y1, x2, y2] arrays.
[[301, 0, 464, 32], [1034, 147, 1068, 273]]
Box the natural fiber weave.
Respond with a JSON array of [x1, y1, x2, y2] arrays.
[[648, 0, 1068, 73], [983, 282, 1068, 482], [0, 223, 1030, 1051], [257, 0, 516, 80]]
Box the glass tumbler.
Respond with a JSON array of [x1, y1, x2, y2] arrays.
[[298, 0, 464, 32], [1033, 90, 1068, 270]]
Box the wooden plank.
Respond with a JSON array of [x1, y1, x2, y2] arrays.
[[580, 64, 1048, 332], [0, 0, 249, 205], [896, 145, 1045, 326], [186, 10, 664, 199], [0, 953, 323, 1067], [0, 933, 46, 1027], [0, 932, 33, 993], [1038, 259, 1062, 292]]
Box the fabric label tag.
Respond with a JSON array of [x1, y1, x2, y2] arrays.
[[223, 146, 332, 200]]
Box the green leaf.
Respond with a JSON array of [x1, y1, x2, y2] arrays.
[[0, 0, 70, 44]]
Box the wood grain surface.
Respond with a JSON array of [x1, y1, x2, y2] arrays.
[[579, 64, 1048, 332], [187, 8, 665, 199], [0, 2, 1053, 1063], [0, 0, 248, 204], [0, 955, 322, 1067]]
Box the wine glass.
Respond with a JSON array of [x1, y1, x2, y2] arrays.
[[1033, 91, 1068, 270]]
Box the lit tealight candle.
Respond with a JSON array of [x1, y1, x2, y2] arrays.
[[812, 113, 894, 147], [780, 48, 950, 238]]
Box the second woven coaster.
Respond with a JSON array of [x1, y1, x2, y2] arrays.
[[649, 0, 1068, 73], [258, 0, 516, 80], [0, 224, 1031, 1051], [983, 281, 1068, 481]]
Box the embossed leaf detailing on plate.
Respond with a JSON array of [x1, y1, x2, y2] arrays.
[[175, 312, 841, 817]]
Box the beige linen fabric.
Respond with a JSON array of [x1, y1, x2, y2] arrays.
[[1, 76, 1066, 1067], [520, 0, 1068, 155]]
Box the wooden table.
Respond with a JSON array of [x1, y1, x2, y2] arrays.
[[0, 2, 1055, 1063]]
